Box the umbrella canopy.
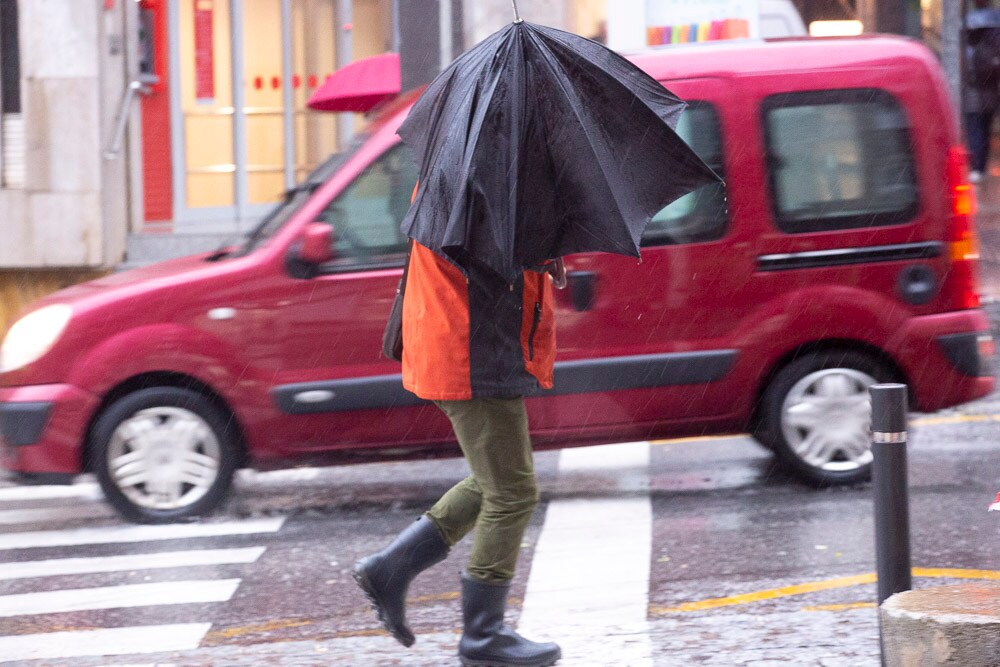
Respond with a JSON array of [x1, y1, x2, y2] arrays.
[[308, 53, 401, 113], [398, 20, 721, 281]]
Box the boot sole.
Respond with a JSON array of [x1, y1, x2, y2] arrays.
[[458, 652, 561, 667], [352, 564, 415, 648]]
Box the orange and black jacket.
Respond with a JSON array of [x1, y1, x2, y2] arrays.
[[401, 242, 556, 401]]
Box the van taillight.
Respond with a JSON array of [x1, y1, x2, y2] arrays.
[[943, 146, 981, 310]]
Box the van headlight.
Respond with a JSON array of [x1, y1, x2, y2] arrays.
[[0, 305, 73, 373]]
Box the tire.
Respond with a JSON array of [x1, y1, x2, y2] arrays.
[[91, 387, 240, 523], [754, 350, 895, 486]]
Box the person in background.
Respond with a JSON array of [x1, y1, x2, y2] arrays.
[[966, 0, 1000, 183]]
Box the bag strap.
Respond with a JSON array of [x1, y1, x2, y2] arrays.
[[399, 239, 414, 294]]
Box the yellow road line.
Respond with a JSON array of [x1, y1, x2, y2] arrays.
[[910, 414, 997, 426], [913, 567, 1000, 580], [203, 619, 313, 642], [650, 573, 877, 614], [411, 591, 460, 603], [651, 568, 1000, 615]]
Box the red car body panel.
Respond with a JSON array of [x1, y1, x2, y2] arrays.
[[1, 37, 994, 476]]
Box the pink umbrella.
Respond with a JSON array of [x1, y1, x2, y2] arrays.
[[307, 53, 401, 113]]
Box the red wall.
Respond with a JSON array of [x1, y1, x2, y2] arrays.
[[140, 0, 174, 226]]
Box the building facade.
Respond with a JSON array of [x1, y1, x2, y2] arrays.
[[0, 0, 964, 331]]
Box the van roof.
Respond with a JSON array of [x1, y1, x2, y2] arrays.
[[627, 35, 938, 81]]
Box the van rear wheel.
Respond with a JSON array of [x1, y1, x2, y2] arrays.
[[91, 387, 239, 523], [755, 350, 895, 486]]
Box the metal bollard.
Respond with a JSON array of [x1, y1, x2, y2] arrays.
[[871, 383, 912, 606]]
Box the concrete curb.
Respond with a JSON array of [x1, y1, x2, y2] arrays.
[[880, 583, 1000, 666]]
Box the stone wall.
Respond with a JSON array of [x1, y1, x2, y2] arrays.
[[0, 0, 128, 269]]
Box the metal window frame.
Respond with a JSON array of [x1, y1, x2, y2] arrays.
[[168, 0, 299, 232]]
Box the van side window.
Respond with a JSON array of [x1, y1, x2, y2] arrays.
[[314, 144, 420, 269], [764, 89, 918, 233], [642, 102, 727, 247]]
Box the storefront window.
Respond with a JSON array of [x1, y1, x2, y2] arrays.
[[175, 0, 394, 223], [179, 0, 236, 210]]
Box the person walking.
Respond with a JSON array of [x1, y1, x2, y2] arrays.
[[353, 243, 562, 667], [353, 10, 717, 665], [966, 0, 1000, 183]]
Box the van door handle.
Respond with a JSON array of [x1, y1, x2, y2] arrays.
[[566, 271, 597, 311]]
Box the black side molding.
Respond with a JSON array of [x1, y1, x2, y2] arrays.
[[0, 402, 52, 447], [937, 333, 986, 377], [757, 242, 943, 272], [543, 350, 736, 396], [272, 350, 738, 415]]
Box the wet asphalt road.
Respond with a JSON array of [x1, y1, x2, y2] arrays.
[[2, 389, 1000, 666]]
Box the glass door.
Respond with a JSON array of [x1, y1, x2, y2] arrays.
[[176, 0, 237, 226], [172, 0, 341, 231], [293, 0, 339, 183]]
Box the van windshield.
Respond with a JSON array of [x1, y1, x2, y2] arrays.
[[233, 133, 371, 256]]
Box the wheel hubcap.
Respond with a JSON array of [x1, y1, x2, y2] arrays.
[[107, 406, 221, 510], [781, 368, 877, 473]]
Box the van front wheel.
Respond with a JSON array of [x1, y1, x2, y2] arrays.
[[755, 351, 895, 486], [91, 387, 240, 523]]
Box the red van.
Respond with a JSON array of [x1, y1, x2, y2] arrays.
[[1, 36, 994, 523]]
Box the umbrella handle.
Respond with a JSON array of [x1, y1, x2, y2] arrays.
[[549, 257, 567, 289], [512, 0, 522, 23]]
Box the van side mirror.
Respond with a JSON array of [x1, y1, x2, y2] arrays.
[[299, 223, 333, 264]]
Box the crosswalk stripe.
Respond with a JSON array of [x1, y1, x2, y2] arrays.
[[0, 547, 267, 581], [0, 516, 286, 551], [0, 579, 241, 618], [0, 623, 211, 662], [0, 504, 113, 525], [518, 442, 655, 667], [0, 482, 102, 502]]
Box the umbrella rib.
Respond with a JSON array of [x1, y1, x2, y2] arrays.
[[524, 31, 637, 253], [535, 25, 686, 130]]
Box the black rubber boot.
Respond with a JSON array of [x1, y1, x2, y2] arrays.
[[353, 515, 449, 647], [458, 572, 561, 667]]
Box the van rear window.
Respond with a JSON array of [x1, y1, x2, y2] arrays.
[[643, 102, 728, 247], [763, 89, 918, 234]]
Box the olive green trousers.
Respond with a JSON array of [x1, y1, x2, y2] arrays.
[[426, 397, 539, 583]]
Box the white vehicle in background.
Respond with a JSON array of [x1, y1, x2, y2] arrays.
[[608, 0, 806, 51], [760, 0, 808, 37]]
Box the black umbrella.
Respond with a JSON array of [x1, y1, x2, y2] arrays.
[[398, 11, 721, 281]]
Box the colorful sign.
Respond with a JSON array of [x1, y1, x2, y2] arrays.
[[646, 0, 758, 45], [193, 0, 215, 102], [608, 0, 760, 51]]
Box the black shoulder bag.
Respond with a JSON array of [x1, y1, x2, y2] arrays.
[[381, 240, 413, 362]]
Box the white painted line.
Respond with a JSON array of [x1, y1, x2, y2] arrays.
[[0, 482, 102, 502], [0, 516, 286, 551], [0, 578, 241, 618], [238, 467, 321, 483], [0, 623, 210, 662], [518, 442, 654, 667], [0, 546, 266, 581], [0, 503, 113, 525]]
